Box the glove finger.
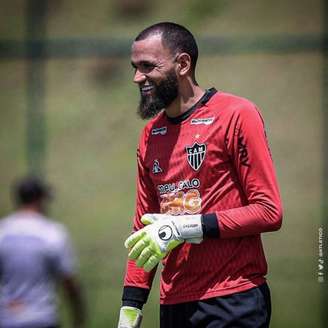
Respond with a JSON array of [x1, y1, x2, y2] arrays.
[[135, 246, 152, 267], [141, 213, 168, 225], [143, 254, 162, 272], [128, 237, 149, 260], [125, 230, 145, 249], [141, 214, 156, 225]]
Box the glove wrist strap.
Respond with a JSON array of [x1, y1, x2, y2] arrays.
[[178, 214, 203, 240]]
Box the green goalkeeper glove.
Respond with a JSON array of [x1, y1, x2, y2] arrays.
[[125, 213, 203, 272], [118, 306, 142, 328]]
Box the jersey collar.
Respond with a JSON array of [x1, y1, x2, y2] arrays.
[[165, 88, 217, 125]]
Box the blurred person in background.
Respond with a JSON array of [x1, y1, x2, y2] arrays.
[[0, 176, 86, 328], [118, 22, 282, 328]]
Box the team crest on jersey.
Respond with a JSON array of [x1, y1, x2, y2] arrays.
[[151, 126, 167, 136], [186, 142, 206, 171], [152, 159, 163, 174]]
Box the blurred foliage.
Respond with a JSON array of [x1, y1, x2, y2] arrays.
[[183, 0, 228, 26], [113, 0, 153, 20]]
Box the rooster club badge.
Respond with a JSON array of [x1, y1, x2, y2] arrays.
[[186, 142, 206, 171]]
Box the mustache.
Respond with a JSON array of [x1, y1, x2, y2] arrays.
[[137, 71, 178, 120]]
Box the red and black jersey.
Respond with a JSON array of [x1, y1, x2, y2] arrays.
[[124, 89, 282, 305]]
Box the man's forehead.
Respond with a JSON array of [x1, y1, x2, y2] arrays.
[[131, 34, 172, 61]]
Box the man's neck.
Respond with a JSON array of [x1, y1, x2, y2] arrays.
[[165, 84, 205, 118], [18, 204, 42, 215]]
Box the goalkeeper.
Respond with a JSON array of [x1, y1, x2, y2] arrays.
[[118, 22, 282, 328]]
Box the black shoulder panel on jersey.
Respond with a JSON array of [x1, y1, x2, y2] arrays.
[[201, 213, 220, 238], [166, 88, 217, 124], [122, 286, 150, 309]]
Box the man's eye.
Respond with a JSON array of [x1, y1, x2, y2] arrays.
[[141, 63, 155, 71]]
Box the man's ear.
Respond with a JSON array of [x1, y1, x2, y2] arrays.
[[175, 53, 192, 77]]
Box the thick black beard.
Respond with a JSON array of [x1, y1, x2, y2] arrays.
[[137, 70, 179, 120]]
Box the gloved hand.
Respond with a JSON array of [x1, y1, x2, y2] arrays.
[[118, 306, 142, 328], [125, 213, 203, 272]]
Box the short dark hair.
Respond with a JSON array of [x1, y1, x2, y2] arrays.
[[135, 22, 199, 72], [12, 175, 52, 206]]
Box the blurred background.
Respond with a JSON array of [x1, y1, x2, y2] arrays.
[[0, 0, 325, 327]]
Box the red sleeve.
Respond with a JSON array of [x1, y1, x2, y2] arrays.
[[217, 103, 283, 238], [123, 127, 160, 290]]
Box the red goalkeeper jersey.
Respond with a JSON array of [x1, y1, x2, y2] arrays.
[[124, 89, 282, 304]]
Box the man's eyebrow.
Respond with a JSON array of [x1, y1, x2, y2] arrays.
[[131, 60, 156, 67]]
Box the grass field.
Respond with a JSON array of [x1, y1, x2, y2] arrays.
[[0, 0, 324, 327]]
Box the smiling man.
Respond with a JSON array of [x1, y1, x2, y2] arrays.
[[118, 22, 283, 328]]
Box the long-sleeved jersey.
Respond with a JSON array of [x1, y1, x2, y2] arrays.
[[124, 89, 282, 305]]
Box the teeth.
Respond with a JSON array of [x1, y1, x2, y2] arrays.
[[141, 86, 153, 92]]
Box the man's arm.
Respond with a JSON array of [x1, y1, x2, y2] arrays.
[[123, 142, 160, 291], [118, 129, 161, 327], [214, 102, 283, 238], [55, 225, 87, 328], [61, 275, 86, 328]]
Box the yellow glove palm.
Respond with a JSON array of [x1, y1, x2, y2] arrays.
[[125, 214, 202, 272]]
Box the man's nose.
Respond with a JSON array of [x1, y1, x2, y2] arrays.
[[133, 69, 146, 84]]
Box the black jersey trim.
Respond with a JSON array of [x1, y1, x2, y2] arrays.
[[165, 88, 217, 124], [201, 213, 220, 238], [122, 286, 150, 309]]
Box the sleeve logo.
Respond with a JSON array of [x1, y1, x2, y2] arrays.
[[186, 142, 206, 171], [237, 136, 250, 167]]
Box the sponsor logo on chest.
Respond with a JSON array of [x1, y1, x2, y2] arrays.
[[185, 142, 207, 171], [151, 126, 167, 136], [190, 117, 214, 125]]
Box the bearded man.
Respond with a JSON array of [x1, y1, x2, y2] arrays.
[[118, 22, 282, 328]]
